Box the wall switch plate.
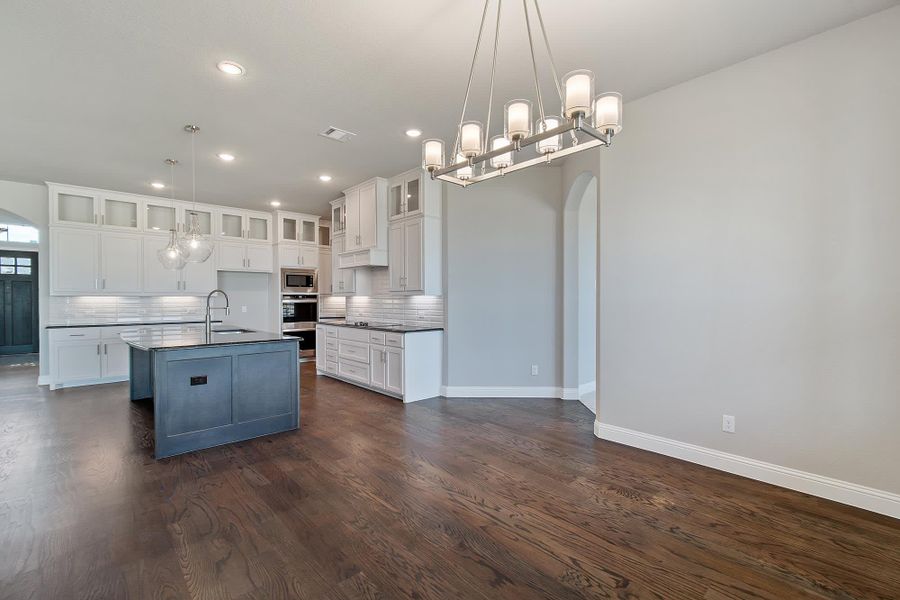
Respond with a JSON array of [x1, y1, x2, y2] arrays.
[[241, 306, 247, 313], [722, 414, 736, 433], [531, 365, 539, 376]]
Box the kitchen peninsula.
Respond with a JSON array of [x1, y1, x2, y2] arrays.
[[123, 325, 299, 459]]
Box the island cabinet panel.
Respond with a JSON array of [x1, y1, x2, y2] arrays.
[[163, 356, 234, 436], [234, 350, 295, 422]]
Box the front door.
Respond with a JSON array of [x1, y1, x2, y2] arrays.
[[0, 251, 39, 355]]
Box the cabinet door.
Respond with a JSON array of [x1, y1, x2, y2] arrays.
[[102, 340, 131, 379], [318, 250, 332, 294], [55, 190, 99, 226], [246, 245, 274, 272], [217, 242, 247, 271], [300, 219, 318, 244], [370, 345, 386, 389], [403, 219, 424, 293], [331, 203, 345, 234], [318, 225, 331, 247], [56, 341, 102, 382], [357, 182, 378, 249], [299, 246, 318, 268], [280, 216, 299, 242], [315, 327, 326, 371], [385, 346, 403, 395], [344, 190, 360, 251], [218, 210, 244, 239], [388, 179, 404, 220], [183, 208, 213, 235], [145, 202, 178, 233], [100, 233, 142, 293], [142, 236, 181, 293], [51, 228, 99, 293], [182, 256, 217, 294], [247, 215, 271, 242], [331, 235, 344, 293], [388, 222, 405, 292], [278, 245, 301, 268], [101, 194, 141, 230], [340, 266, 356, 294], [405, 175, 421, 217]]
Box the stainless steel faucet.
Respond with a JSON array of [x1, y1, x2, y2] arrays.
[[205, 289, 230, 336]]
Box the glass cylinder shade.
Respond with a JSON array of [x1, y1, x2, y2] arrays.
[[455, 153, 472, 180], [459, 121, 483, 158], [489, 135, 513, 169], [563, 69, 594, 119], [594, 92, 623, 134], [505, 99, 532, 140], [422, 139, 444, 171], [536, 116, 562, 154]]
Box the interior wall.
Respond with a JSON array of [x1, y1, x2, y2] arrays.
[[217, 271, 272, 332], [0, 180, 49, 375], [445, 167, 563, 391], [598, 6, 900, 494]]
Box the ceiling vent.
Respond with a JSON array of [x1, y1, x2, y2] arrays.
[[319, 126, 356, 143]]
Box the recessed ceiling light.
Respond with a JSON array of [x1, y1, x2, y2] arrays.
[[150, 182, 165, 189], [217, 153, 235, 162], [406, 128, 422, 138], [319, 174, 332, 182], [217, 61, 245, 76], [270, 200, 281, 207]]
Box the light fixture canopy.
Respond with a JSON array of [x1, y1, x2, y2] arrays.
[[217, 152, 235, 162], [422, 0, 621, 187], [217, 61, 245, 76]]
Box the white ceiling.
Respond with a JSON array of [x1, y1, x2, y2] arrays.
[[1, 0, 896, 217]]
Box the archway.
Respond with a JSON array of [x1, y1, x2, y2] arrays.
[[562, 171, 598, 413]]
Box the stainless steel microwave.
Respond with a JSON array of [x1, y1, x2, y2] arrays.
[[281, 268, 317, 294]]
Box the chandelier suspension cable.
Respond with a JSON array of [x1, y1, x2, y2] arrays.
[[482, 0, 503, 174], [452, 0, 492, 160], [522, 0, 545, 125], [191, 127, 197, 209], [531, 0, 564, 109]]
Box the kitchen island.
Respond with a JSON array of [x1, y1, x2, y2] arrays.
[[123, 325, 299, 459]]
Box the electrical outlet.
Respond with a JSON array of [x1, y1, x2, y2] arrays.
[[722, 414, 736, 433], [531, 364, 539, 376], [241, 306, 247, 313]]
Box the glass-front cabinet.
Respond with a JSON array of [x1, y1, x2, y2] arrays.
[[388, 170, 423, 221], [280, 216, 298, 242], [218, 209, 244, 239], [331, 200, 345, 234], [217, 209, 271, 242], [247, 215, 270, 242], [102, 196, 140, 229], [145, 201, 177, 233], [182, 207, 213, 236], [53, 188, 99, 226], [300, 219, 317, 244], [277, 211, 318, 244], [318, 224, 330, 247]]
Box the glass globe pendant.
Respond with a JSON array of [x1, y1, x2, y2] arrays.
[[158, 229, 187, 270], [180, 211, 213, 263]]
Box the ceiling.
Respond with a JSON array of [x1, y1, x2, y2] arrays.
[[1, 0, 896, 217]]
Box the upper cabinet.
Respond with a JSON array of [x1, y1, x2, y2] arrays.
[[216, 209, 272, 243], [388, 169, 442, 221], [318, 224, 331, 247], [276, 211, 319, 245], [51, 185, 142, 230], [99, 192, 141, 230], [331, 200, 346, 236], [335, 177, 388, 267]]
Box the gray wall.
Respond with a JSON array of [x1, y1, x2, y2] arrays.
[[599, 7, 900, 494], [445, 167, 563, 389], [0, 179, 49, 376], [217, 271, 273, 332]]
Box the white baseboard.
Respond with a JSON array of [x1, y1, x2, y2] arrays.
[[578, 380, 596, 396], [441, 385, 566, 399], [594, 422, 900, 519], [37, 375, 50, 386]]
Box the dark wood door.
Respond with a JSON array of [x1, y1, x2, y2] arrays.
[[0, 251, 39, 355]]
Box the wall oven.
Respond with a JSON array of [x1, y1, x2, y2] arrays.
[[281, 268, 317, 294], [281, 294, 318, 360]]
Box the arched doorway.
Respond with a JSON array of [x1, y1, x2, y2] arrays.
[[562, 171, 598, 413]]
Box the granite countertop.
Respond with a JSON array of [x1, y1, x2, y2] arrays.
[[317, 319, 443, 334], [121, 325, 296, 351], [46, 319, 221, 329]]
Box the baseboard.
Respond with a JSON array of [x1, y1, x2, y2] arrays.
[[441, 385, 566, 399], [594, 422, 900, 519], [578, 380, 596, 396], [37, 374, 50, 386]]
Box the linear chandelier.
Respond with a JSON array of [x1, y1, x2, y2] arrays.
[[422, 0, 623, 187]]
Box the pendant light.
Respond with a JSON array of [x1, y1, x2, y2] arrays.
[[179, 125, 214, 263], [157, 158, 187, 270]]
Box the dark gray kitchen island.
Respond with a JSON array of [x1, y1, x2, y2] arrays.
[[122, 325, 300, 459]]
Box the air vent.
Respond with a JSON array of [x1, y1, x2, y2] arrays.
[[319, 126, 356, 143]]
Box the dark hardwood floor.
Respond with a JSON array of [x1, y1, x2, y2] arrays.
[[1, 362, 898, 599]]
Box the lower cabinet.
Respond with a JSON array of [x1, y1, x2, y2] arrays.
[[48, 326, 135, 389], [316, 324, 441, 402]]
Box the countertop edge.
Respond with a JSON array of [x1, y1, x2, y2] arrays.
[[316, 320, 444, 334], [47, 320, 222, 329]]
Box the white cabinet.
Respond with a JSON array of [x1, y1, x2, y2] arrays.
[[101, 233, 142, 293], [330, 234, 371, 295], [99, 192, 141, 230], [315, 325, 326, 371], [277, 245, 318, 269], [335, 178, 387, 266], [216, 209, 272, 243], [218, 242, 274, 273], [318, 249, 332, 294], [331, 199, 346, 235], [51, 186, 100, 227], [145, 200, 179, 233], [388, 168, 442, 221], [277, 212, 319, 244], [102, 340, 131, 379], [54, 340, 103, 384], [48, 326, 143, 389], [181, 255, 217, 294], [318, 224, 331, 248], [370, 345, 387, 390], [142, 235, 216, 294], [384, 346, 404, 395], [50, 228, 99, 293], [388, 217, 441, 295]]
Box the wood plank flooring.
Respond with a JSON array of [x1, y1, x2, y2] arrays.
[[1, 361, 898, 599]]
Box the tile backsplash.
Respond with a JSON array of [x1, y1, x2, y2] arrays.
[[341, 268, 444, 328], [48, 296, 206, 325]]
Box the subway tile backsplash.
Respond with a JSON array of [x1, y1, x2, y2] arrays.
[[341, 268, 444, 328], [47, 295, 207, 325]]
